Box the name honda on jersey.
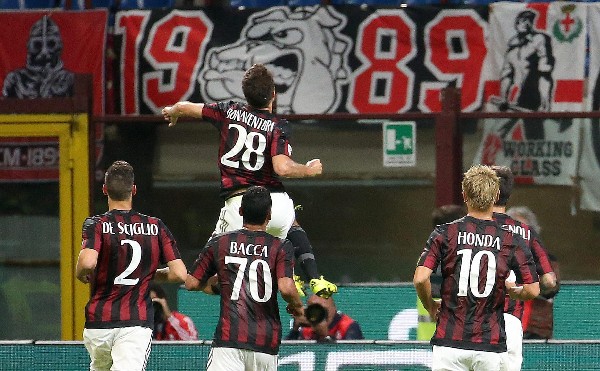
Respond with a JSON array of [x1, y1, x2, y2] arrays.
[[229, 241, 269, 257], [102, 222, 159, 236], [226, 109, 275, 132], [457, 231, 501, 250]]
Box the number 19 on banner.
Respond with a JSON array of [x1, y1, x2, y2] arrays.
[[383, 121, 416, 167]]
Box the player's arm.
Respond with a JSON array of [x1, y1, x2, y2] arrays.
[[279, 276, 304, 317], [162, 101, 205, 127], [529, 234, 558, 296], [414, 266, 440, 320], [76, 248, 98, 283], [155, 259, 187, 283], [509, 241, 540, 301], [272, 155, 322, 178], [185, 274, 219, 295]]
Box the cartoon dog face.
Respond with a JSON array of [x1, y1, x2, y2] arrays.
[[199, 6, 351, 114]]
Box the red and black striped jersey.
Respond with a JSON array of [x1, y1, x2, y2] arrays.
[[81, 209, 181, 329], [417, 216, 538, 352], [494, 212, 554, 319], [189, 229, 294, 355], [202, 101, 290, 198]]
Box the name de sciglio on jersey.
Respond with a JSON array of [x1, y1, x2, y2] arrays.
[[102, 222, 159, 236]]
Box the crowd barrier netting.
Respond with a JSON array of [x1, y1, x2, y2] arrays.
[[1, 340, 600, 370]]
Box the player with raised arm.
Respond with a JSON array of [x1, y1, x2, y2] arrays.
[[76, 160, 187, 371], [162, 63, 337, 299], [414, 165, 540, 371], [492, 165, 558, 371], [186, 186, 304, 371]]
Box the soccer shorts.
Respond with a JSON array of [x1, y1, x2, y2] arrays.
[[213, 191, 295, 239], [83, 326, 152, 371], [207, 347, 277, 371], [503, 313, 524, 371], [432, 345, 506, 371]]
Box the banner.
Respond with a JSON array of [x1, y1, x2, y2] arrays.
[[114, 6, 489, 114], [579, 4, 600, 211], [473, 2, 585, 184], [0, 11, 107, 182]]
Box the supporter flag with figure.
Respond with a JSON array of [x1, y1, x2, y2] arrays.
[[474, 2, 585, 185]]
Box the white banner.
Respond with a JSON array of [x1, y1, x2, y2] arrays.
[[578, 4, 600, 211], [474, 2, 585, 184]]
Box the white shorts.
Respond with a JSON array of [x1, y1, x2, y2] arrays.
[[213, 192, 295, 239], [432, 345, 506, 371], [503, 313, 523, 371], [83, 326, 152, 371], [207, 347, 277, 371]]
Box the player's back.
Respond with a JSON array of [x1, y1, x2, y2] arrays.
[[494, 211, 553, 319], [208, 229, 293, 355], [427, 216, 523, 352], [81, 209, 180, 329], [202, 101, 289, 197]]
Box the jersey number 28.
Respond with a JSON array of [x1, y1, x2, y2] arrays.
[[221, 124, 267, 171]]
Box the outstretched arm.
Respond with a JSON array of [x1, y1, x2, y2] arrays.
[[272, 156, 322, 178], [162, 102, 205, 127]]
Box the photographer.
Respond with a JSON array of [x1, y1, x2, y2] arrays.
[[150, 282, 198, 341], [285, 294, 364, 341]]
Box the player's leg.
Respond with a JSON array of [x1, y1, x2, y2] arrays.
[[207, 347, 245, 371], [213, 195, 244, 235], [287, 222, 337, 299], [431, 345, 470, 371], [471, 349, 504, 371], [110, 326, 152, 371], [246, 350, 277, 371], [83, 328, 115, 371], [265, 192, 295, 239], [503, 313, 523, 371]]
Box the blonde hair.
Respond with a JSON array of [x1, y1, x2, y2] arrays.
[[462, 165, 500, 212]]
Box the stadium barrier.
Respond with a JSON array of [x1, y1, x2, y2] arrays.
[[1, 340, 599, 370], [179, 282, 600, 340]]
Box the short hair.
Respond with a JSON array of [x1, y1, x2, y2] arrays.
[[241, 186, 272, 225], [432, 204, 466, 227], [242, 64, 274, 109], [507, 206, 541, 234], [104, 160, 134, 201], [491, 165, 514, 206], [148, 282, 166, 299], [462, 165, 500, 212], [516, 10, 536, 24]]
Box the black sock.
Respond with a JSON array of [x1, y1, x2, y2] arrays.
[[287, 226, 320, 279]]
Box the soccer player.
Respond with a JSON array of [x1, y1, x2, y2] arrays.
[[76, 160, 187, 371], [162, 63, 337, 298], [185, 186, 304, 371], [492, 165, 558, 371], [414, 165, 540, 371]]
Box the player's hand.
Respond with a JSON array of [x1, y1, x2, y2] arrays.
[[507, 285, 524, 300], [306, 159, 322, 177], [152, 297, 168, 310], [162, 106, 179, 127], [428, 298, 441, 321]]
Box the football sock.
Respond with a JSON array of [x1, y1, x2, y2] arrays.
[[287, 226, 320, 279]]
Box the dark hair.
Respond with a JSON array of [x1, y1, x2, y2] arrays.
[[149, 282, 166, 299], [491, 165, 514, 206], [432, 204, 466, 227], [242, 64, 274, 109], [241, 186, 271, 225], [104, 160, 134, 201]]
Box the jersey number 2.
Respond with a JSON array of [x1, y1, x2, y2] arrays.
[[221, 124, 267, 171], [457, 249, 496, 298], [114, 239, 142, 286], [226, 256, 272, 302]]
